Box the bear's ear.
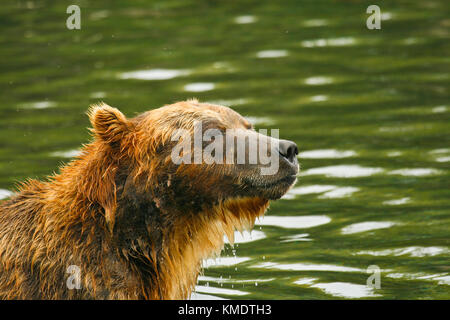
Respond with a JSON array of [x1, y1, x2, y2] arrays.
[[88, 103, 130, 145]]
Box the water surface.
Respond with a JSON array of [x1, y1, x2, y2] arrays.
[[0, 0, 449, 299]]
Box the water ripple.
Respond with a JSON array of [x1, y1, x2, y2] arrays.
[[383, 197, 411, 205], [301, 165, 384, 178], [234, 15, 257, 24], [302, 19, 328, 27], [284, 185, 359, 199], [356, 246, 449, 258], [341, 221, 398, 235], [388, 168, 441, 176], [280, 233, 312, 242], [252, 262, 364, 272], [198, 275, 275, 284], [20, 101, 56, 109], [318, 187, 359, 199], [310, 282, 381, 298], [119, 69, 190, 80], [301, 37, 357, 48], [299, 149, 357, 159], [256, 50, 289, 58], [184, 82, 215, 92], [256, 215, 331, 229], [304, 76, 334, 85], [386, 273, 450, 286], [190, 292, 226, 300], [194, 285, 249, 296]]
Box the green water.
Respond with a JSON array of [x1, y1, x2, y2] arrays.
[[0, 0, 449, 299]]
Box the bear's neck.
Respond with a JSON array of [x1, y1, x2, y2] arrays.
[[38, 144, 269, 299], [114, 180, 269, 299]]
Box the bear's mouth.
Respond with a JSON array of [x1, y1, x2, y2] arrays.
[[242, 174, 297, 191]]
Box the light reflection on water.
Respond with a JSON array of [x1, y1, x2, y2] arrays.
[[119, 69, 190, 80], [184, 82, 216, 92], [340, 221, 398, 235], [233, 15, 257, 24], [202, 257, 251, 268], [194, 285, 249, 296], [256, 50, 289, 58], [1, 0, 448, 300], [388, 168, 441, 176], [299, 149, 357, 159], [356, 246, 449, 258], [308, 282, 381, 298], [251, 262, 366, 273], [382, 197, 411, 205], [300, 37, 357, 48], [20, 101, 56, 109], [304, 76, 334, 85], [300, 165, 384, 178], [255, 215, 331, 229], [386, 273, 450, 286]]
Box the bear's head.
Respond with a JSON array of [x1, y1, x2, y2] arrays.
[[88, 99, 298, 229], [85, 99, 298, 298]]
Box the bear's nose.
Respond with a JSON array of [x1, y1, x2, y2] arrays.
[[278, 139, 299, 163]]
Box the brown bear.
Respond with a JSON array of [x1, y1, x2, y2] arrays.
[[0, 99, 298, 299]]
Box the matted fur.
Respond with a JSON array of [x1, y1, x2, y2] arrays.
[[0, 100, 291, 299]]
